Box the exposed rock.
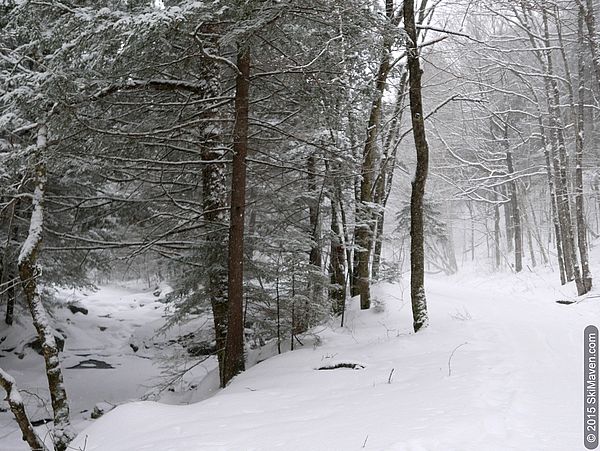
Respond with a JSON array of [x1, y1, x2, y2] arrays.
[[91, 402, 114, 419], [31, 418, 52, 427], [67, 303, 89, 315], [67, 359, 114, 369]]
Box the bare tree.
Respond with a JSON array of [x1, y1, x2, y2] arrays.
[[405, 0, 430, 332]]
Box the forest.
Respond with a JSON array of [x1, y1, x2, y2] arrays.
[[1, 0, 599, 450]]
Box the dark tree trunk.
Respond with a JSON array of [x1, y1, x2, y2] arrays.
[[306, 152, 322, 328], [5, 275, 15, 326], [329, 198, 346, 315], [579, 0, 600, 88], [503, 126, 523, 272], [223, 47, 250, 387], [307, 153, 322, 270], [2, 199, 19, 326], [494, 191, 501, 269], [503, 186, 514, 254], [371, 207, 385, 281], [405, 0, 430, 333]]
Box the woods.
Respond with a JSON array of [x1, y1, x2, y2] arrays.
[[2, 0, 600, 449]]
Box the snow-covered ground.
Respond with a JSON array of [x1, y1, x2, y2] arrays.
[[2, 262, 598, 450], [0, 283, 219, 451], [74, 268, 596, 451]]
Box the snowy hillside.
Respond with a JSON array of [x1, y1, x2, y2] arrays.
[[66, 269, 598, 451]]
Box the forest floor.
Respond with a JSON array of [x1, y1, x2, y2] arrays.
[[2, 256, 600, 450]]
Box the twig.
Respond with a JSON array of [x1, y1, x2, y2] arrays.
[[388, 368, 395, 384], [448, 342, 468, 376]]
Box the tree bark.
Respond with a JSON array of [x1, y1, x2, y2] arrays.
[[329, 197, 346, 315], [405, 0, 430, 332], [353, 0, 401, 308], [0, 367, 48, 451], [503, 125, 522, 272], [18, 124, 73, 451], [307, 152, 322, 271], [2, 199, 19, 326], [223, 47, 250, 387], [577, 0, 600, 89], [576, 8, 593, 292], [355, 52, 391, 310], [202, 139, 228, 386], [538, 115, 566, 284], [198, 30, 230, 385], [542, 10, 585, 294], [494, 191, 501, 269]]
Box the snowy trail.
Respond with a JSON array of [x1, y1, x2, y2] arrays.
[[68, 272, 597, 451], [427, 276, 586, 450]]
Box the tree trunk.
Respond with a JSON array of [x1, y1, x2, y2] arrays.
[[503, 185, 514, 254], [223, 47, 250, 387], [329, 197, 346, 315], [202, 140, 228, 386], [355, 57, 390, 309], [306, 151, 322, 324], [18, 124, 73, 451], [576, 8, 593, 292], [503, 125, 522, 272], [578, 0, 600, 89], [354, 0, 400, 309], [539, 116, 566, 283], [0, 367, 48, 451], [494, 192, 501, 269], [405, 0, 430, 333], [542, 10, 585, 294], [307, 153, 322, 270], [2, 199, 19, 326], [199, 32, 230, 385]]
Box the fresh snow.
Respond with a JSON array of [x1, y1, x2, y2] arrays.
[[1, 283, 219, 451], [67, 268, 597, 451], [2, 265, 598, 450]]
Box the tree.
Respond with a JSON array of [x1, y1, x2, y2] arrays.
[[404, 0, 430, 332], [222, 43, 250, 386]]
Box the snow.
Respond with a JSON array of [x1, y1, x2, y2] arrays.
[[2, 260, 599, 450], [1, 282, 218, 450], [0, 368, 23, 406], [57, 265, 598, 451], [17, 178, 45, 266]]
